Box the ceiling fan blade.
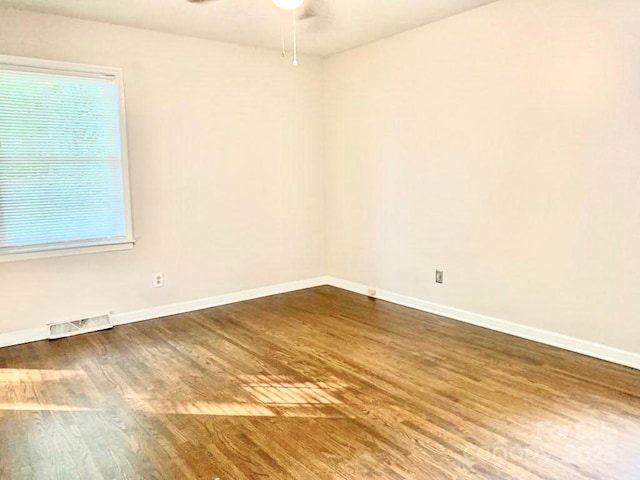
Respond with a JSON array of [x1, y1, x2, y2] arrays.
[[298, 3, 317, 21], [186, 0, 217, 3]]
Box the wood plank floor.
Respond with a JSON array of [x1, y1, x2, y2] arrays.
[[0, 286, 639, 479]]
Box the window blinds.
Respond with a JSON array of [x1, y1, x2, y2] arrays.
[[0, 64, 131, 255]]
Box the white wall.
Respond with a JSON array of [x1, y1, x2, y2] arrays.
[[324, 0, 640, 353], [2, 1, 639, 358], [0, 9, 325, 335]]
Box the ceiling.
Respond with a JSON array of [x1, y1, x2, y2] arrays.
[[0, 0, 499, 56]]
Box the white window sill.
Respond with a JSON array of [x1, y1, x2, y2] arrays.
[[0, 240, 135, 263]]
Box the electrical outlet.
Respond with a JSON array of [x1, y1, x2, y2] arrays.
[[435, 270, 444, 284], [367, 288, 377, 297], [153, 272, 164, 288]]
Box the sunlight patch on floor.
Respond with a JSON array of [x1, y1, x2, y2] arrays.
[[242, 383, 341, 405], [0, 368, 86, 383], [132, 399, 276, 417], [0, 403, 101, 412], [123, 375, 349, 418]]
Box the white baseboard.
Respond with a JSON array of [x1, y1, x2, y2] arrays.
[[326, 276, 640, 371], [0, 276, 329, 349], [111, 276, 330, 326], [0, 326, 49, 349], [2, 275, 638, 372]]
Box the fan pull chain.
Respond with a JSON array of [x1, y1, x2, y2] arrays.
[[292, 11, 298, 66], [281, 24, 286, 58]]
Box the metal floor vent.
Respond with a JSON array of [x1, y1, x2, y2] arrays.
[[49, 314, 113, 340]]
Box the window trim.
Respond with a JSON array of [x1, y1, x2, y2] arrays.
[[0, 55, 135, 263]]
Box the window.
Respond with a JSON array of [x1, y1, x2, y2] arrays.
[[0, 55, 133, 262]]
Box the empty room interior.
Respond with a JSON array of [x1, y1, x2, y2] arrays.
[[0, 0, 639, 478]]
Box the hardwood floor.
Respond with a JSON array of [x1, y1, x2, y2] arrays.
[[0, 286, 638, 479]]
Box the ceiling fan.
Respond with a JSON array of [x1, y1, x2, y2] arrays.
[[187, 0, 320, 21], [186, 0, 326, 65]]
